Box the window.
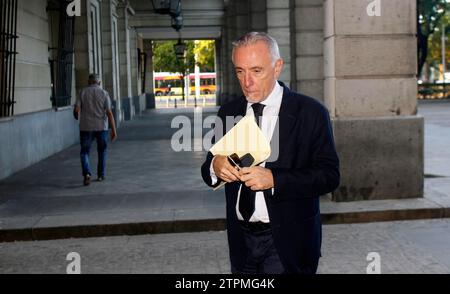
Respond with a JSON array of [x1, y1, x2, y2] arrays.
[[0, 0, 18, 117], [48, 0, 75, 108]]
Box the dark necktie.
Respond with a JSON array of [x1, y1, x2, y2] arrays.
[[239, 103, 266, 222]]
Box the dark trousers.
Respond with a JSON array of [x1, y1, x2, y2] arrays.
[[80, 131, 108, 177], [232, 227, 285, 274]]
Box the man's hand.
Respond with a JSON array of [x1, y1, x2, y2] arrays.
[[73, 106, 80, 120], [107, 110, 117, 142], [213, 155, 241, 183], [110, 130, 117, 142], [239, 166, 274, 191]]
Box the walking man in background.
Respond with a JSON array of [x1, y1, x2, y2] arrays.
[[74, 74, 117, 186]]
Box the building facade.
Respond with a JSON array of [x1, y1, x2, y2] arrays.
[[0, 0, 422, 202], [0, 0, 146, 180]]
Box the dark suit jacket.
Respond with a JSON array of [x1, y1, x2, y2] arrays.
[[201, 82, 340, 273]]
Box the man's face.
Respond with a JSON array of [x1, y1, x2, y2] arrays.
[[233, 41, 283, 103]]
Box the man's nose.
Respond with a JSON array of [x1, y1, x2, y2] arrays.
[[244, 73, 253, 88]]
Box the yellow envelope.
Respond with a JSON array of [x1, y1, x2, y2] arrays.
[[209, 115, 272, 190]]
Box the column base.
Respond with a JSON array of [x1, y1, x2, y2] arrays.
[[146, 93, 156, 109], [121, 97, 135, 121], [332, 116, 424, 202]]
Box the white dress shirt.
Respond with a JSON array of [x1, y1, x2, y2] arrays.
[[210, 82, 283, 223]]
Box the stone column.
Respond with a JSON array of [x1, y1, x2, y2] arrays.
[[324, 0, 423, 201], [235, 0, 250, 38], [129, 29, 139, 115], [250, 0, 267, 32], [130, 29, 139, 98], [267, 0, 292, 88], [295, 0, 324, 101], [101, 0, 122, 124], [219, 2, 230, 106], [214, 39, 222, 105], [132, 34, 145, 114], [73, 0, 89, 96], [224, 0, 239, 102], [73, 0, 104, 93], [117, 3, 133, 120], [143, 39, 155, 109]]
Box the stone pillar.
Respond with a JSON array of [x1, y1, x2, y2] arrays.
[[130, 29, 139, 98], [134, 36, 146, 114], [101, 0, 122, 124], [295, 0, 324, 101], [235, 0, 250, 38], [74, 0, 104, 94], [224, 0, 239, 102], [214, 39, 222, 105], [143, 39, 155, 109], [73, 0, 89, 96], [250, 0, 267, 32], [129, 29, 140, 115], [117, 3, 133, 120], [324, 0, 423, 201], [137, 37, 144, 96], [267, 0, 292, 88], [219, 15, 229, 106]]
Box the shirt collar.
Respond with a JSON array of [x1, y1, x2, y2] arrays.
[[247, 81, 283, 109]]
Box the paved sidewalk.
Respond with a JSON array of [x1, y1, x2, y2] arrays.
[[1, 219, 449, 274], [0, 101, 450, 242]]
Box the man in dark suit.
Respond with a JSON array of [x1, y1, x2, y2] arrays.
[[201, 32, 340, 274]]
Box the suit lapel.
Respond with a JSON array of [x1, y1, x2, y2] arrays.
[[264, 84, 298, 201], [266, 84, 298, 169]]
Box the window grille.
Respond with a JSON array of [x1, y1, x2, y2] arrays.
[[0, 0, 18, 117], [48, 0, 75, 108]]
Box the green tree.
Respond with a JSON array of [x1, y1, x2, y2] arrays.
[[152, 40, 216, 73], [152, 40, 195, 74], [153, 40, 196, 100], [418, 0, 450, 76], [427, 12, 450, 73], [194, 40, 216, 72]]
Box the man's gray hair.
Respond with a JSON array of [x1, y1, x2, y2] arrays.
[[88, 73, 100, 83], [232, 32, 281, 64]]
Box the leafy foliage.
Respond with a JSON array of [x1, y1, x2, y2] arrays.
[[193, 40, 216, 72], [152, 40, 195, 74], [426, 13, 450, 70], [418, 0, 450, 76], [152, 40, 215, 74]]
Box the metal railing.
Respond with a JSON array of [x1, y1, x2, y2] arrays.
[[418, 83, 450, 100]]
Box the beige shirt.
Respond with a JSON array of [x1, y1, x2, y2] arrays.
[[76, 85, 112, 131]]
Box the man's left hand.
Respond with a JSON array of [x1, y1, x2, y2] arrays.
[[239, 167, 274, 191]]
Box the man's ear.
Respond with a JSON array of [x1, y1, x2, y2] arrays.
[[274, 59, 284, 79]]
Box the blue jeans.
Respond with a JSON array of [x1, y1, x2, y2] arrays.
[[80, 131, 108, 177]]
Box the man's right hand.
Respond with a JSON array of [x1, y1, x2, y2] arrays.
[[213, 155, 241, 183], [110, 130, 117, 142]]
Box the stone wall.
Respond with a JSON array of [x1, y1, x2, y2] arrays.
[[324, 0, 423, 201]]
